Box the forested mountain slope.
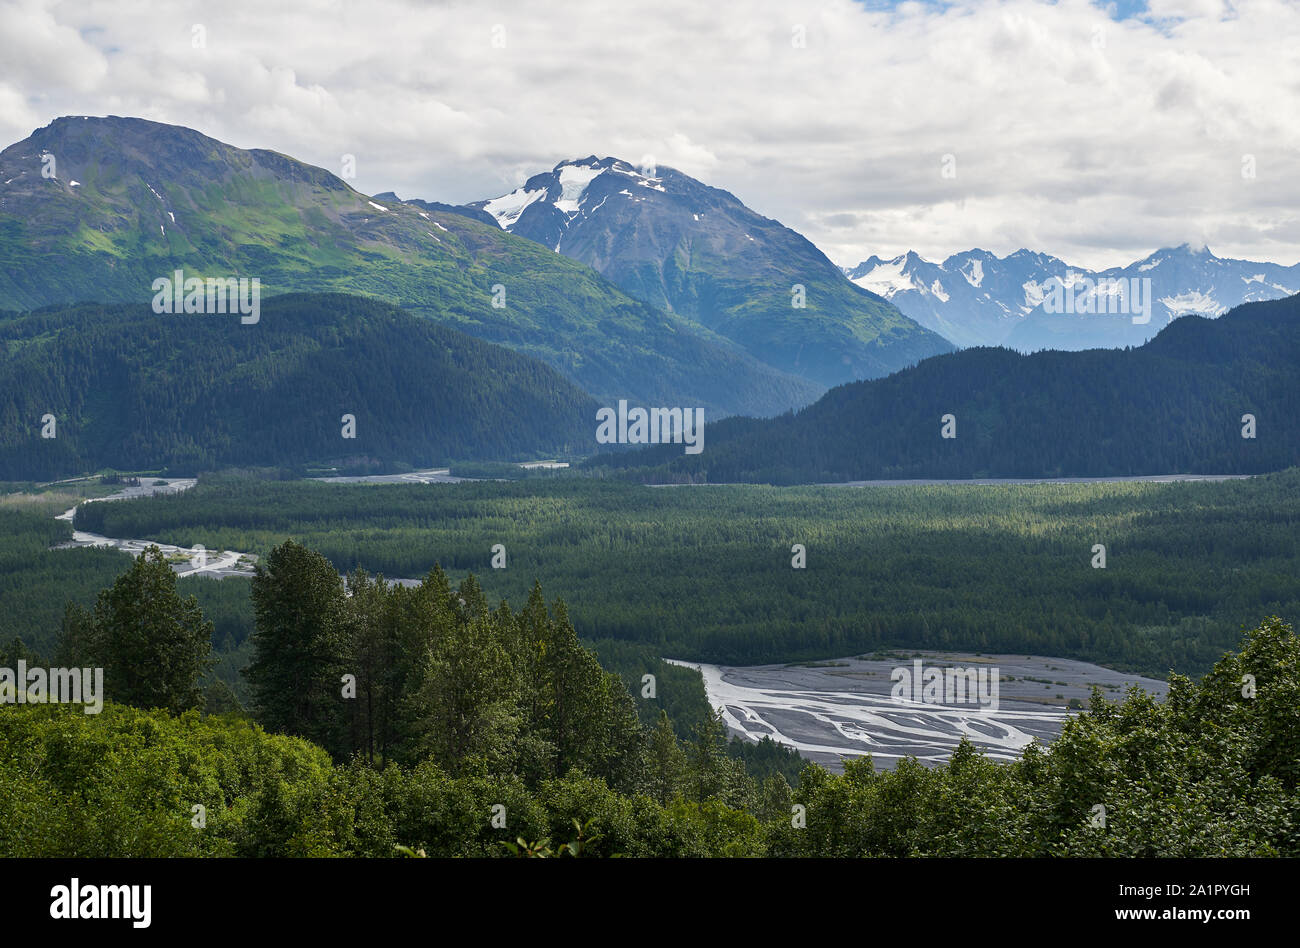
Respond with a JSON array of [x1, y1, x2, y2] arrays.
[[592, 295, 1300, 483], [0, 116, 817, 416], [0, 293, 599, 479]]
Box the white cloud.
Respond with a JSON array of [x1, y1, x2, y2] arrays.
[[1145, 0, 1228, 19], [0, 0, 1296, 270]]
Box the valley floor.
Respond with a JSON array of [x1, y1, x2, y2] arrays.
[[674, 653, 1168, 771]]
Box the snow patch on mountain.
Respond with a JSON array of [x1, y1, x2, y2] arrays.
[[1241, 273, 1296, 294], [482, 187, 547, 229], [850, 256, 917, 297], [1159, 290, 1225, 316], [554, 163, 603, 214]]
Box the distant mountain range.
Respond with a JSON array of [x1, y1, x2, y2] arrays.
[[845, 244, 1300, 351], [6, 114, 1297, 464], [464, 156, 954, 388], [0, 293, 600, 481], [589, 295, 1300, 484], [0, 116, 818, 418]]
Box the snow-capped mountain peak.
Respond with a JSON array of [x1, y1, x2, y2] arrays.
[[843, 244, 1300, 351], [552, 161, 605, 214], [847, 252, 932, 298], [461, 157, 954, 390], [474, 156, 670, 232]]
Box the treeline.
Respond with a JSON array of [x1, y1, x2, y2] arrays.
[[245, 542, 647, 780], [0, 488, 158, 660], [589, 295, 1300, 483], [0, 293, 597, 481], [70, 471, 1300, 678], [3, 611, 1298, 857], [0, 488, 252, 668], [14, 541, 786, 834], [50, 540, 649, 781]]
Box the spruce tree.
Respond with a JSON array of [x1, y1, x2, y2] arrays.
[[245, 540, 349, 754], [86, 546, 213, 713]]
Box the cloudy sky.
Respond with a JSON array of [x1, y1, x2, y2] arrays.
[[1, 0, 1297, 270]]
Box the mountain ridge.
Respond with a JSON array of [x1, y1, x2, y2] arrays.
[[0, 292, 605, 480], [845, 243, 1300, 350], [464, 155, 955, 388], [0, 115, 818, 418], [588, 294, 1300, 484]]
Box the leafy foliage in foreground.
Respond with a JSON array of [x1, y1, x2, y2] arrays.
[[2, 615, 1296, 857]]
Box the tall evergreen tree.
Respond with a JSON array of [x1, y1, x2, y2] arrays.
[[643, 710, 687, 804], [54, 602, 95, 666], [245, 540, 349, 754], [418, 610, 521, 774], [85, 546, 213, 713]]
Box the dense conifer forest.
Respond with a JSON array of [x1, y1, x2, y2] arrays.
[[0, 294, 597, 480], [64, 470, 1300, 679], [591, 296, 1300, 483]]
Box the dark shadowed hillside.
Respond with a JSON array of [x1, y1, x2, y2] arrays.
[[0, 293, 600, 479], [590, 295, 1300, 483]]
